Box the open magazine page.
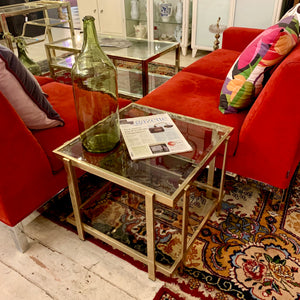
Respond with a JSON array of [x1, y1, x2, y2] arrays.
[[120, 113, 192, 160]]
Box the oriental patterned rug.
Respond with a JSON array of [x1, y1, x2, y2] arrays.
[[40, 168, 300, 300]]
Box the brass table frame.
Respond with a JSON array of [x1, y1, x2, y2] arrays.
[[0, 0, 75, 50], [53, 103, 233, 280]]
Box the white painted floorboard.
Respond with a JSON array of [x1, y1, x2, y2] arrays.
[[0, 216, 164, 300]]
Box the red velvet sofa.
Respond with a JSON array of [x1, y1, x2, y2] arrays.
[[1, 26, 299, 251], [0, 76, 130, 234], [137, 27, 300, 191]]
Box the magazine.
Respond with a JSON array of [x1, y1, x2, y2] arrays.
[[120, 113, 192, 160]]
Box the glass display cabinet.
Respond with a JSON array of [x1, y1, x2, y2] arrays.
[[77, 0, 192, 55], [191, 0, 286, 56], [124, 0, 192, 55]]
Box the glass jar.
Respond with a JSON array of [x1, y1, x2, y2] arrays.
[[71, 16, 120, 153]]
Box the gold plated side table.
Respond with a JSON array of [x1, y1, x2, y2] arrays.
[[54, 103, 233, 280]]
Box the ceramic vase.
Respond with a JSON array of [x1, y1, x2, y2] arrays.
[[159, 1, 172, 22], [174, 25, 182, 42], [131, 0, 139, 20], [175, 1, 183, 23], [134, 23, 147, 38]]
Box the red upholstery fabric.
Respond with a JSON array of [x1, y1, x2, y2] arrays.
[[0, 91, 57, 226], [0, 76, 131, 227], [34, 75, 55, 86], [182, 49, 240, 80], [223, 43, 300, 188], [222, 27, 264, 52], [137, 26, 300, 189], [32, 82, 79, 172], [137, 71, 247, 156]]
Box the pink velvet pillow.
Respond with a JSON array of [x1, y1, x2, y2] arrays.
[[0, 45, 64, 130]]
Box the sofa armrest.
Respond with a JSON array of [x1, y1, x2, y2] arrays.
[[232, 45, 300, 189], [222, 27, 263, 52], [0, 92, 55, 226]]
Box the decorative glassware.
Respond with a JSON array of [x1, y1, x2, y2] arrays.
[[175, 1, 183, 23], [16, 37, 41, 76], [131, 0, 139, 20], [159, 0, 173, 22], [209, 17, 227, 51], [71, 16, 120, 153]]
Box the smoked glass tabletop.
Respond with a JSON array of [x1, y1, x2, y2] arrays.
[[46, 34, 179, 61], [54, 104, 233, 201]]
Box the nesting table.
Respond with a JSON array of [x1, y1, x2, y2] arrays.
[[0, 0, 75, 50], [53, 103, 233, 280], [45, 35, 180, 98]]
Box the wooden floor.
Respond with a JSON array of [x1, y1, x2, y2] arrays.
[[0, 214, 164, 300]]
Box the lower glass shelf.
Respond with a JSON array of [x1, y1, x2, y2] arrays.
[[65, 180, 218, 276]]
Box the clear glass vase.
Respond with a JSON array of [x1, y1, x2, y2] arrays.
[[71, 16, 120, 153]]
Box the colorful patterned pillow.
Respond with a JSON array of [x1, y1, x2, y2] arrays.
[[0, 45, 64, 129], [219, 15, 299, 114]]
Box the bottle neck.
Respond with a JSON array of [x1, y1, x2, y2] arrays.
[[82, 19, 101, 52], [16, 44, 26, 57]]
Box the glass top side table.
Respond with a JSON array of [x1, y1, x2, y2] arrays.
[[54, 103, 233, 280], [45, 34, 180, 98]]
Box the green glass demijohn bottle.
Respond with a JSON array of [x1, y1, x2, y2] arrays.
[[71, 15, 120, 153], [16, 37, 41, 76]]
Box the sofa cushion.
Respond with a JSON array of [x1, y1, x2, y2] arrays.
[[182, 49, 240, 80], [137, 71, 247, 157], [35, 75, 55, 86], [222, 27, 263, 52], [32, 82, 79, 173], [219, 15, 299, 114], [33, 82, 132, 173], [0, 45, 64, 129]]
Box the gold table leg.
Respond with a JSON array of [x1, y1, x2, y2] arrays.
[[217, 138, 229, 213], [63, 158, 85, 240], [145, 191, 156, 280], [181, 185, 190, 259]]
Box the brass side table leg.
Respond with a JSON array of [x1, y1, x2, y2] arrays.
[[217, 138, 229, 213], [0, 15, 13, 50], [63, 158, 85, 240], [179, 185, 190, 273], [44, 44, 56, 78], [142, 61, 149, 97], [207, 129, 219, 198], [181, 185, 190, 258], [65, 2, 75, 39], [175, 44, 180, 74], [207, 157, 216, 198], [145, 191, 156, 280]]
